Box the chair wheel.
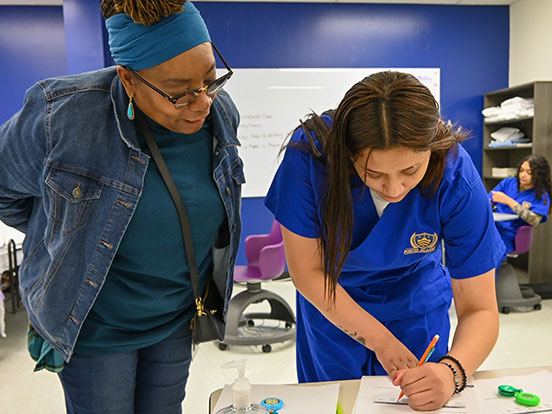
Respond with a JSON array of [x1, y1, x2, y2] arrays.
[[534, 304, 542, 310], [247, 319, 255, 327], [262, 344, 272, 353], [218, 342, 228, 351], [501, 307, 511, 314]]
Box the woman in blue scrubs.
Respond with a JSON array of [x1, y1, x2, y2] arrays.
[[489, 155, 551, 256], [265, 72, 504, 411]]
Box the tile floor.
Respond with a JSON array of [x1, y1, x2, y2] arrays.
[[1, 278, 551, 414]]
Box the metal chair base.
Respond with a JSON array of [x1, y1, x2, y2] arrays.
[[220, 287, 296, 351], [496, 263, 542, 314]]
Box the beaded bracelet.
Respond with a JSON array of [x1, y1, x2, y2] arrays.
[[440, 362, 461, 394], [438, 355, 467, 393]]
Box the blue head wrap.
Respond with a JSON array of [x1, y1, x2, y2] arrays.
[[105, 2, 211, 70]]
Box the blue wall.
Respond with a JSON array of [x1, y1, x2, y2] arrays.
[[63, 0, 107, 74], [0, 6, 67, 124], [1, 2, 509, 265]]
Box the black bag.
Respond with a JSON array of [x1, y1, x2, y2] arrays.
[[190, 279, 225, 344], [136, 111, 225, 345]]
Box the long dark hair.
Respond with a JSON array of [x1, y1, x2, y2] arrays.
[[517, 154, 552, 214], [288, 71, 468, 303], [101, 0, 187, 24]]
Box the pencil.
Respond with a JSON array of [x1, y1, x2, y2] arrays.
[[423, 346, 436, 364], [397, 334, 440, 401]]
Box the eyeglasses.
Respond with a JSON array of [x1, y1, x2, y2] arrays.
[[124, 43, 233, 109]]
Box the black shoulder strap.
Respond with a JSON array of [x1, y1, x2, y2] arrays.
[[135, 110, 201, 299]]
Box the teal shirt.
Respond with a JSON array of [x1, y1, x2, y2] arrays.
[[74, 115, 225, 354]]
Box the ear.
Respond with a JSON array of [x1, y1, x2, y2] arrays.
[[117, 66, 135, 97]]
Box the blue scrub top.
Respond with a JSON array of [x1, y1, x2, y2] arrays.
[[265, 116, 505, 323], [489, 177, 550, 253]]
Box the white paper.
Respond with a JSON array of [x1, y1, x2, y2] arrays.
[[212, 383, 340, 414], [353, 375, 480, 413], [474, 370, 552, 414], [353, 371, 552, 414], [374, 394, 466, 408]]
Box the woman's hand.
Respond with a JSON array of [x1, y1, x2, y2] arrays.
[[490, 191, 516, 208], [393, 363, 456, 411], [374, 335, 419, 378]]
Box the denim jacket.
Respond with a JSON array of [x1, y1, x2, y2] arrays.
[[0, 67, 244, 361]]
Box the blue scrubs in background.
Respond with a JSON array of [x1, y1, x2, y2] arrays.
[[489, 177, 550, 255], [265, 118, 505, 382]]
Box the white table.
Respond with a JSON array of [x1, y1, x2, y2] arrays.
[[209, 366, 552, 414], [493, 212, 519, 222]]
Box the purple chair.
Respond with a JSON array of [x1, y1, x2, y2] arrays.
[[508, 225, 534, 257], [219, 220, 296, 352], [235, 219, 286, 282], [496, 226, 542, 313]]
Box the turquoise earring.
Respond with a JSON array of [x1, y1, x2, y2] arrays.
[[127, 96, 135, 120]]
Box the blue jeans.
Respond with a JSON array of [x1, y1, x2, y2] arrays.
[[58, 322, 193, 414]]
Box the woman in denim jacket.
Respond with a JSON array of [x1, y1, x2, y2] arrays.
[[0, 1, 243, 412]]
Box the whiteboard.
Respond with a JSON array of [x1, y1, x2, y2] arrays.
[[221, 68, 440, 198]]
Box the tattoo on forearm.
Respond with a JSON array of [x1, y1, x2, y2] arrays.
[[338, 325, 367, 346], [512, 203, 543, 226]]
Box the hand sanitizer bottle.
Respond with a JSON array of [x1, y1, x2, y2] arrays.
[[215, 360, 269, 414]]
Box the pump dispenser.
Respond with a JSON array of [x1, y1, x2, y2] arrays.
[[215, 360, 269, 414]]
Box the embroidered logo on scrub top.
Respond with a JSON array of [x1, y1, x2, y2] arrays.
[[522, 201, 532, 209], [404, 232, 439, 255]]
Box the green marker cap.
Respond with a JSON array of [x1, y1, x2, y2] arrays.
[[516, 392, 541, 407], [498, 385, 521, 397]]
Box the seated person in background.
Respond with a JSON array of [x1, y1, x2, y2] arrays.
[[489, 155, 551, 256], [265, 71, 504, 411]]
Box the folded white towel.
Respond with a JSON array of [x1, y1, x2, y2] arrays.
[[492, 167, 518, 178], [501, 96, 534, 110], [483, 97, 534, 122], [484, 108, 534, 123], [482, 106, 502, 117], [491, 127, 524, 142]]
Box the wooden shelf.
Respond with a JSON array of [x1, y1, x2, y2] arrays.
[[483, 175, 511, 180], [484, 116, 533, 125], [482, 81, 552, 283], [484, 145, 532, 151]]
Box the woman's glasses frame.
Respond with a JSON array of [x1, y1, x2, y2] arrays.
[[124, 43, 233, 109]]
